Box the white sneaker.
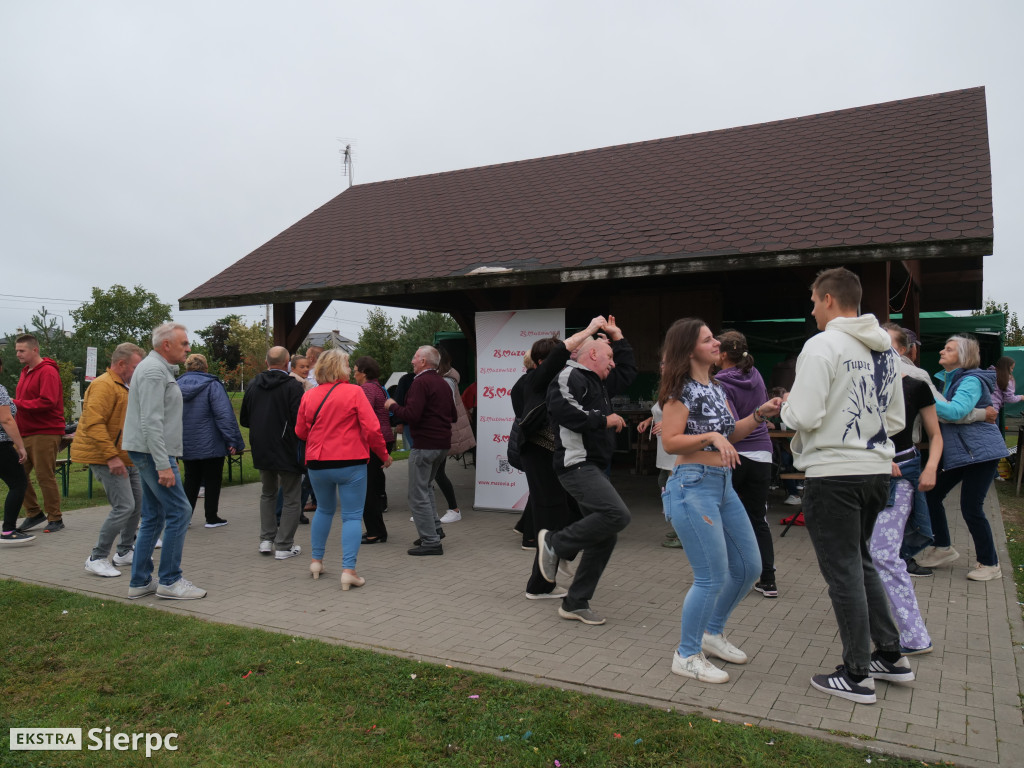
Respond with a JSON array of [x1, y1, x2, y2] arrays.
[[439, 509, 462, 524], [915, 545, 959, 568], [275, 544, 302, 560], [259, 540, 273, 555], [84, 557, 121, 578], [112, 549, 134, 566], [702, 632, 748, 664], [525, 587, 569, 600], [966, 562, 1002, 581], [156, 578, 207, 600], [671, 651, 729, 683], [783, 494, 802, 506], [154, 537, 163, 549]]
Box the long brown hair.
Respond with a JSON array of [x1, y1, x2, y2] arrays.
[[658, 318, 708, 406], [717, 330, 754, 374], [995, 356, 1016, 392]]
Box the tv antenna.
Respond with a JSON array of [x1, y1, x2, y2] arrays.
[[338, 138, 356, 188]]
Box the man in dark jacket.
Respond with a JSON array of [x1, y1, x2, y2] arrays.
[[385, 346, 456, 556], [240, 346, 305, 559], [537, 316, 636, 625]]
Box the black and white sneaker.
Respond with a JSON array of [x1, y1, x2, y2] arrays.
[[810, 665, 877, 704], [868, 652, 915, 683], [536, 529, 559, 583]]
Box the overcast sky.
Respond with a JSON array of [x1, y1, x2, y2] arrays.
[[2, 0, 1021, 343]]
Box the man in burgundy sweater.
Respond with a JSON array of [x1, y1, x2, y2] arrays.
[[14, 334, 66, 533], [386, 345, 456, 556]]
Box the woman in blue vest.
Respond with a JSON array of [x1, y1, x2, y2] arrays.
[[917, 334, 1008, 581]]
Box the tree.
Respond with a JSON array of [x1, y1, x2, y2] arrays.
[[350, 308, 399, 383], [70, 284, 172, 364], [221, 317, 270, 390], [391, 311, 459, 374], [972, 298, 1024, 346], [196, 315, 244, 370], [27, 307, 84, 365]]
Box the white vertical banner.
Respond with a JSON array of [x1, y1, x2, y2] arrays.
[[85, 347, 98, 381], [474, 308, 565, 511]]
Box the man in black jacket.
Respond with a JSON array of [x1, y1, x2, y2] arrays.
[[240, 346, 305, 560], [538, 316, 636, 625]]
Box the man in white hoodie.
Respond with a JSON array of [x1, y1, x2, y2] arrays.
[[780, 267, 912, 705]]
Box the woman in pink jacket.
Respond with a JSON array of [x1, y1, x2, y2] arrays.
[[296, 350, 392, 590]]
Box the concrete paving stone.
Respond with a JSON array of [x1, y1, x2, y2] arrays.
[[5, 464, 1021, 767]]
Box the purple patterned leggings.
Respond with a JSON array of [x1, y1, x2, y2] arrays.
[[868, 478, 931, 651]]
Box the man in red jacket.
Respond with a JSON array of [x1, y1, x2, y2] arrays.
[[14, 334, 66, 533], [385, 345, 456, 556]]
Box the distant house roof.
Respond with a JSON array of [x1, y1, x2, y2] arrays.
[[181, 87, 992, 322], [304, 330, 356, 353]]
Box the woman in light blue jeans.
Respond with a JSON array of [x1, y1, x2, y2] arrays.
[[659, 318, 781, 684], [308, 465, 368, 571]]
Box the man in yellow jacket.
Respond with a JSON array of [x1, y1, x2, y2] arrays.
[[72, 343, 146, 577]]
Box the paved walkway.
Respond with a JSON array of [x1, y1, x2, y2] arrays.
[[3, 460, 1023, 766]]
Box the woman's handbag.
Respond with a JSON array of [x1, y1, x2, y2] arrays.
[[297, 382, 342, 466]]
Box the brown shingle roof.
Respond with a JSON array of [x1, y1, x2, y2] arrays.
[[181, 87, 992, 308]]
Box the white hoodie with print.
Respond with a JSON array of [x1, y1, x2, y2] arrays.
[[780, 314, 905, 478]]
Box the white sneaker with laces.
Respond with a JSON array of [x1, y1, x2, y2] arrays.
[[966, 562, 1002, 581], [702, 632, 749, 664], [439, 509, 462, 524], [275, 544, 302, 560], [671, 651, 729, 683], [85, 557, 121, 578], [156, 578, 207, 600], [259, 540, 273, 555], [783, 494, 802, 506], [915, 545, 959, 568], [112, 549, 134, 566]]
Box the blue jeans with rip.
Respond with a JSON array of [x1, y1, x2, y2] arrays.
[[664, 464, 760, 658], [308, 465, 367, 569], [127, 452, 192, 588]]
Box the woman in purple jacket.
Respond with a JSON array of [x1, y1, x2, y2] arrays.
[[714, 331, 777, 598]]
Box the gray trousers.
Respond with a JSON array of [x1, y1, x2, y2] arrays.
[[90, 464, 143, 560], [408, 448, 447, 546], [553, 464, 632, 610], [259, 469, 302, 550]]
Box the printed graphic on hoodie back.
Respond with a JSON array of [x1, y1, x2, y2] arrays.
[[841, 348, 899, 448]]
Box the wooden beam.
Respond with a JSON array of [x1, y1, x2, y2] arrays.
[[858, 261, 890, 323], [275, 299, 330, 353]]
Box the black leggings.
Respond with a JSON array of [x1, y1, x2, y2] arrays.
[[433, 457, 458, 510], [731, 458, 774, 582], [1, 442, 28, 532]]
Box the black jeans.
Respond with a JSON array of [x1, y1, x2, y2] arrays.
[[731, 458, 774, 582], [183, 456, 225, 523], [803, 474, 901, 676], [551, 464, 631, 611], [925, 459, 999, 566], [1, 442, 28, 532], [433, 457, 458, 510]]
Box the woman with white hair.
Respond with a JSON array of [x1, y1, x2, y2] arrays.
[[916, 334, 1008, 581]]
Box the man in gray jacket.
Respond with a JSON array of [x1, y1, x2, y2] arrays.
[[122, 322, 206, 600]]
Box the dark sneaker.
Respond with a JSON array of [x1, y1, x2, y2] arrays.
[[904, 558, 933, 577], [536, 529, 559, 583], [810, 665, 876, 704], [299, 514, 310, 524], [900, 643, 933, 656], [204, 518, 228, 528], [43, 520, 65, 533], [754, 580, 779, 598], [868, 652, 915, 683], [17, 514, 47, 532], [525, 587, 568, 600], [413, 530, 446, 546], [407, 544, 443, 556], [558, 606, 605, 625], [0, 530, 36, 545]]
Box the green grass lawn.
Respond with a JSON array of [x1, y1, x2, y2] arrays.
[[0, 581, 924, 768]]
